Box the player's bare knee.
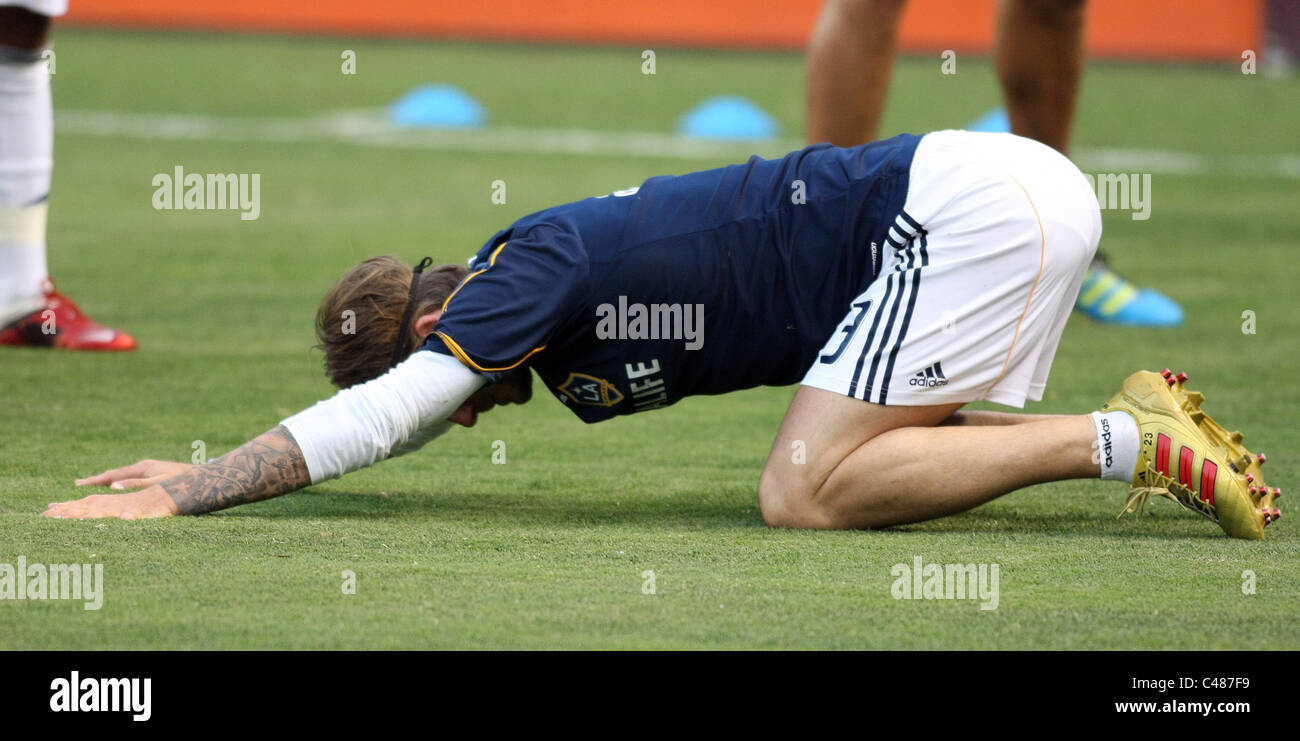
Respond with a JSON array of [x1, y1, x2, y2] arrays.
[[760, 496, 836, 530], [758, 469, 796, 526], [758, 470, 839, 529], [757, 468, 786, 525], [0, 8, 51, 52]]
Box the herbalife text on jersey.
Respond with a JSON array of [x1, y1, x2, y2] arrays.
[[595, 296, 704, 350]]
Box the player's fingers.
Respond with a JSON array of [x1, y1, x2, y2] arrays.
[[59, 497, 93, 519], [43, 501, 82, 519], [109, 477, 155, 491], [42, 502, 69, 518], [44, 495, 90, 515], [75, 460, 153, 486], [59, 494, 110, 519], [71, 497, 113, 519]]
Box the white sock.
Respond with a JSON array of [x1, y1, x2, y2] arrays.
[[1091, 410, 1140, 482], [0, 53, 53, 326]]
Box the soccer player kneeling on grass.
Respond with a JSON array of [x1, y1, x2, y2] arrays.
[[45, 130, 1281, 538]]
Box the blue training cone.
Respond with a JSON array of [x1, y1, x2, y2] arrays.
[[677, 96, 779, 140], [390, 84, 487, 128]]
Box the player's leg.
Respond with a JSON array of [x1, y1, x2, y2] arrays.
[[993, 0, 1086, 155], [0, 1, 136, 350], [765, 129, 1104, 529], [805, 0, 907, 146], [758, 388, 1098, 529], [941, 409, 1072, 426], [762, 131, 1277, 538], [0, 5, 53, 326]]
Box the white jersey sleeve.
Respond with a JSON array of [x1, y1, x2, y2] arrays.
[[280, 350, 485, 484]]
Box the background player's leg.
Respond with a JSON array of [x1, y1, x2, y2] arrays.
[[758, 386, 1097, 529], [0, 7, 52, 326], [805, 0, 907, 146], [0, 5, 136, 349], [994, 0, 1086, 154], [994, 0, 1185, 328]]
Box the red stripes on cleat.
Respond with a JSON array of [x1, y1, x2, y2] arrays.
[[1178, 446, 1194, 486], [1155, 434, 1173, 477]]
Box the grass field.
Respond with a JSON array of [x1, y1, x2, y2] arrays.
[[2, 30, 1298, 649]]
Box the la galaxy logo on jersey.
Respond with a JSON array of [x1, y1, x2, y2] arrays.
[[557, 373, 625, 407]]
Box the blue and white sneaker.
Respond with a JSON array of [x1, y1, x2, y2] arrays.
[[1074, 257, 1184, 328]]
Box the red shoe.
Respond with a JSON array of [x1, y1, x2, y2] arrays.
[[0, 279, 136, 351]]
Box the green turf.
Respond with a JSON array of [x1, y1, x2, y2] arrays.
[[1, 30, 1298, 649]]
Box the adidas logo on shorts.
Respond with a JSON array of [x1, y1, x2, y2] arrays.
[[910, 361, 948, 387]]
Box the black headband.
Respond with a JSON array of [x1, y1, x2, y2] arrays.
[[391, 256, 434, 368]]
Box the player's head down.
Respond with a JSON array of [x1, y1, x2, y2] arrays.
[[315, 255, 467, 389], [315, 256, 535, 427]]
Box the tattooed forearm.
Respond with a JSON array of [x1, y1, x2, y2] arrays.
[[160, 425, 311, 515]]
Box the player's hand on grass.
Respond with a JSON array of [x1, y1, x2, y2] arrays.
[[74, 459, 196, 491], [47, 426, 313, 519], [43, 485, 179, 520], [44, 460, 192, 519]]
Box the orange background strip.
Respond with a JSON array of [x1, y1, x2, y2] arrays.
[[63, 0, 1261, 61]]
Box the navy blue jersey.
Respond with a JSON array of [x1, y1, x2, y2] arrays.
[[422, 134, 922, 423]]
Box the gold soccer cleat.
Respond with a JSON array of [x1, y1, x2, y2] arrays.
[[1101, 369, 1279, 540]]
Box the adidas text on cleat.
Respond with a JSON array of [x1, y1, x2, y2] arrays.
[[1101, 369, 1279, 539]]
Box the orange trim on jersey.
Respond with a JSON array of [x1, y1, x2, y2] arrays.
[[434, 330, 546, 373], [986, 176, 1046, 395], [441, 241, 508, 311]]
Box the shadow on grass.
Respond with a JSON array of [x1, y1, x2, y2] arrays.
[[889, 508, 1232, 541], [216, 488, 1233, 541], [219, 488, 760, 529]]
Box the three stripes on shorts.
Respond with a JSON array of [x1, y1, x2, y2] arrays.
[[847, 209, 929, 404]]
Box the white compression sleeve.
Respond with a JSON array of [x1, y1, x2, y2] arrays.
[[280, 350, 485, 484]]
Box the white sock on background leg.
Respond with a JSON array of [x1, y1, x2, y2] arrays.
[[0, 202, 48, 325], [1091, 410, 1140, 482], [0, 53, 53, 326]]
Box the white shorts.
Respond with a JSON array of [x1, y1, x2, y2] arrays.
[[0, 0, 66, 16], [801, 129, 1101, 408]]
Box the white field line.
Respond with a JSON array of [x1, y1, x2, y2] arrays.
[[55, 108, 1300, 179]]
